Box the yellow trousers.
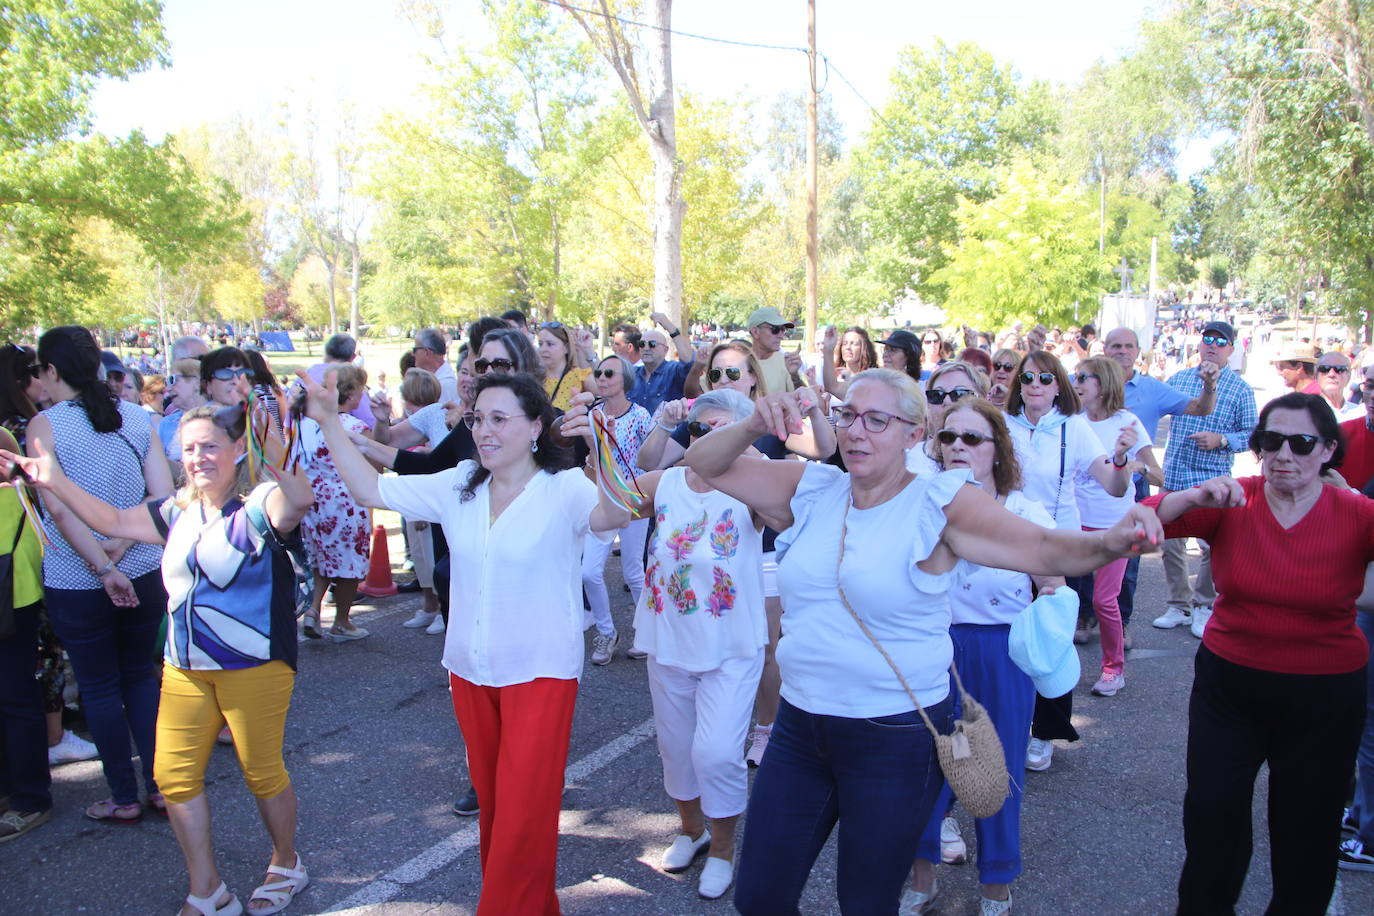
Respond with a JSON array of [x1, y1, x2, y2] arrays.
[[154, 661, 294, 804]]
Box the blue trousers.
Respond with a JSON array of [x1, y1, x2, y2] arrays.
[[0, 602, 51, 813], [45, 572, 166, 805], [734, 695, 954, 915], [1352, 610, 1374, 846], [915, 624, 1034, 885]]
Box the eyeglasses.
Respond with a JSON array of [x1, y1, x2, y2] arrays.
[[643, 340, 665, 350], [1020, 371, 1056, 386], [707, 367, 743, 384], [1200, 335, 1231, 347], [411, 346, 433, 355], [209, 367, 252, 382], [25, 363, 41, 379], [1071, 373, 1099, 384], [833, 406, 917, 433], [923, 338, 941, 346], [462, 411, 526, 431], [992, 361, 1017, 373], [758, 323, 790, 335], [1362, 380, 1374, 392], [687, 421, 713, 438], [1317, 364, 1350, 374], [1256, 430, 1323, 455], [474, 358, 514, 375], [936, 429, 994, 447], [1276, 360, 1305, 370], [592, 368, 618, 379], [925, 387, 974, 405]]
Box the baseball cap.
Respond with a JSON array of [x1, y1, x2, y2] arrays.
[[1009, 589, 1081, 698], [877, 329, 920, 351], [1200, 321, 1236, 345], [747, 307, 795, 330], [100, 350, 127, 380]]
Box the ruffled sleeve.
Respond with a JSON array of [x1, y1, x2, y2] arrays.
[[908, 468, 973, 594], [774, 462, 845, 562]]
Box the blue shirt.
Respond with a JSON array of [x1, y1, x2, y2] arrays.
[[1162, 366, 1257, 491], [631, 360, 692, 415], [1123, 372, 1191, 441]]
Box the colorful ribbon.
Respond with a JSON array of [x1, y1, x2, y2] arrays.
[[589, 408, 645, 513]]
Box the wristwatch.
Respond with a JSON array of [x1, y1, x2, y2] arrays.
[[669, 329, 681, 338]]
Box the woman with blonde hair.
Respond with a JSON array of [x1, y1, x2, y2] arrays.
[[536, 322, 594, 411]]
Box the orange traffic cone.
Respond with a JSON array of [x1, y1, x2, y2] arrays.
[[357, 524, 399, 598]]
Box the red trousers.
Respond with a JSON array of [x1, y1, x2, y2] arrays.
[[449, 674, 578, 916]]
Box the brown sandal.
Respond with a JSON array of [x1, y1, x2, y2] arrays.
[[84, 798, 142, 824]]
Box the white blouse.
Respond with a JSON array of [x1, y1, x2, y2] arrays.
[[378, 462, 612, 687]]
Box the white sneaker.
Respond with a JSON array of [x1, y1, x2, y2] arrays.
[[1152, 606, 1192, 629], [939, 815, 968, 865], [48, 730, 99, 766], [745, 724, 772, 768], [591, 631, 618, 665], [1026, 737, 1053, 772], [1091, 671, 1126, 697], [661, 829, 711, 872], [402, 610, 437, 629], [425, 615, 446, 635], [1190, 605, 1213, 639], [698, 856, 733, 899]]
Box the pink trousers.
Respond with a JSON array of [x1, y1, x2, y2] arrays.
[[1085, 526, 1128, 676]]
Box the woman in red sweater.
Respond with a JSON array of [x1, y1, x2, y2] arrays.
[[1146, 392, 1374, 915]]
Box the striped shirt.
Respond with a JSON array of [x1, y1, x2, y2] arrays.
[[1162, 366, 1257, 491]]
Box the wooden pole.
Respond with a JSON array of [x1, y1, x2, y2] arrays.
[[804, 0, 819, 352]]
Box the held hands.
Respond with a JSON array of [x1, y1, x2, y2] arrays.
[[750, 388, 818, 440], [560, 391, 599, 445], [295, 369, 342, 425], [368, 391, 392, 424], [1102, 503, 1165, 558], [1190, 476, 1246, 510], [101, 568, 138, 608], [442, 401, 464, 429], [0, 438, 61, 490]]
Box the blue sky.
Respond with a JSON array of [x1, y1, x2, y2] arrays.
[[93, 1, 1208, 167]]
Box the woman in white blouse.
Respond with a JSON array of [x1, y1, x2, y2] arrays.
[[685, 368, 1161, 914], [298, 370, 630, 916], [904, 398, 1061, 916]]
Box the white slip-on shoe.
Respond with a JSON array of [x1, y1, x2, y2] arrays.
[[1190, 605, 1213, 639], [698, 857, 733, 899], [402, 610, 437, 629], [661, 829, 711, 873], [939, 815, 968, 864], [425, 615, 446, 635], [900, 879, 939, 915]]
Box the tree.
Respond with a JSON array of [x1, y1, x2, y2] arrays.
[[0, 0, 245, 335]]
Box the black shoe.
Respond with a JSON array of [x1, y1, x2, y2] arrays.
[[452, 787, 479, 817], [397, 580, 422, 593]]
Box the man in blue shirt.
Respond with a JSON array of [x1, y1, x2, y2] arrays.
[[630, 312, 700, 415]]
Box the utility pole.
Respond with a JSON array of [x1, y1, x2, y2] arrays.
[[804, 0, 819, 352]]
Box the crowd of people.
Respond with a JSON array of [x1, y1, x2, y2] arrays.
[[1, 303, 1373, 916]]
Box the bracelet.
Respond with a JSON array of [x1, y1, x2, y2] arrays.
[[94, 560, 116, 578], [656, 422, 676, 434], [1112, 453, 1128, 468]]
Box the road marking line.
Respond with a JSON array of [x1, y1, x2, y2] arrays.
[[324, 716, 657, 913]]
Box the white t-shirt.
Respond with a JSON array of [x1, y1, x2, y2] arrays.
[[949, 490, 1053, 626], [377, 462, 613, 687], [434, 362, 460, 406], [406, 402, 451, 446], [632, 468, 767, 671], [1007, 411, 1106, 530], [775, 462, 970, 717], [905, 443, 940, 477], [1074, 410, 1151, 528]]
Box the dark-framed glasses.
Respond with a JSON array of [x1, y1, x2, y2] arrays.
[[1200, 334, 1231, 347], [833, 406, 916, 433], [209, 367, 253, 382], [1256, 430, 1322, 455], [1020, 371, 1056, 387], [1317, 364, 1350, 374], [936, 429, 994, 447], [474, 358, 513, 375], [707, 367, 743, 384], [992, 361, 1017, 372], [592, 368, 618, 379], [643, 340, 666, 350], [1071, 373, 1099, 384], [687, 421, 713, 438], [925, 387, 974, 405], [25, 363, 42, 379], [759, 323, 791, 335]]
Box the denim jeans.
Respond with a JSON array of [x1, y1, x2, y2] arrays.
[[0, 602, 51, 813], [45, 571, 166, 805], [1353, 610, 1374, 846], [734, 695, 954, 915]]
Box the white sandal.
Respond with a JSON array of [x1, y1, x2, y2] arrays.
[[247, 854, 309, 916], [181, 882, 242, 916]]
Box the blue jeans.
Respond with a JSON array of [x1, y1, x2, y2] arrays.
[[734, 695, 954, 915], [0, 602, 51, 813], [45, 572, 165, 804], [1353, 610, 1374, 846]]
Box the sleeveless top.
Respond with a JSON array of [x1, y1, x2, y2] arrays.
[[1, 487, 43, 608], [41, 399, 162, 588], [633, 467, 767, 671]]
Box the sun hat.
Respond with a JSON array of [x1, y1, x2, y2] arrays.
[[1009, 589, 1081, 698]]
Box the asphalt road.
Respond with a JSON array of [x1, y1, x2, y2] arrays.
[[4, 535, 1370, 915]]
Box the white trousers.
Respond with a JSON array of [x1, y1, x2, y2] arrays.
[[582, 517, 648, 637], [647, 649, 766, 819]]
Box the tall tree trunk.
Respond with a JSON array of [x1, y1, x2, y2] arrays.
[[348, 243, 361, 335], [325, 258, 339, 336], [647, 0, 684, 330], [549, 209, 561, 322]]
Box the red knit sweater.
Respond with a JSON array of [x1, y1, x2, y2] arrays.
[[1144, 476, 1373, 674], [1339, 417, 1374, 493]]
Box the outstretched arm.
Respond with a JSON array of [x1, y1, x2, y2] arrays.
[[297, 370, 384, 508]]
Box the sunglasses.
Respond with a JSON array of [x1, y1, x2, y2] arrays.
[[1256, 430, 1323, 455], [936, 429, 994, 447], [922, 338, 941, 345], [1071, 373, 1099, 384], [758, 323, 791, 335], [411, 345, 433, 354], [687, 421, 713, 438], [1363, 380, 1374, 392], [25, 363, 42, 379], [1317, 364, 1350, 374], [833, 406, 916, 433], [1200, 335, 1231, 347], [592, 368, 619, 379], [209, 367, 253, 382], [925, 387, 974, 405], [1020, 371, 1056, 386], [643, 340, 665, 350], [707, 367, 743, 384], [992, 361, 1017, 372], [474, 358, 513, 374]]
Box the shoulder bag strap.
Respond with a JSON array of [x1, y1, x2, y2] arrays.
[[1051, 423, 1066, 523]]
